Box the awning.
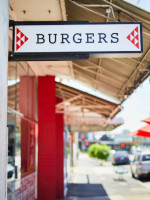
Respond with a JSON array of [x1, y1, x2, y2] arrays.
[[8, 82, 123, 132], [56, 82, 121, 118]]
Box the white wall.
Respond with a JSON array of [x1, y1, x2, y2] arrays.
[[0, 0, 9, 199]]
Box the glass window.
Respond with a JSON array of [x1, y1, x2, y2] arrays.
[[7, 61, 37, 200], [142, 154, 150, 161], [8, 62, 36, 115], [7, 112, 37, 200]]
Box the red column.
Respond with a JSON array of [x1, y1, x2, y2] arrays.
[[56, 98, 64, 199], [38, 76, 56, 200]]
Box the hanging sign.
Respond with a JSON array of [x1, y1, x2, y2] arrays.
[[12, 21, 143, 58]]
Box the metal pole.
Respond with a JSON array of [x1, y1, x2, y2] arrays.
[[0, 0, 9, 199]]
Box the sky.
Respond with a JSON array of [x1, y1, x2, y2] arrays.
[[124, 0, 150, 12], [113, 78, 150, 133]]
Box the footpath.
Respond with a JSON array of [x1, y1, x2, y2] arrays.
[[65, 152, 150, 200]]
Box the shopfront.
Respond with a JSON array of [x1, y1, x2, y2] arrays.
[[0, 0, 148, 199], [7, 63, 37, 199], [7, 62, 70, 199]]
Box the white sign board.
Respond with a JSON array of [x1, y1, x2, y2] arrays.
[[13, 22, 143, 56]]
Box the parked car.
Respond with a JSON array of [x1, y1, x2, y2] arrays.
[[7, 163, 14, 179], [112, 151, 129, 165], [130, 151, 150, 179]]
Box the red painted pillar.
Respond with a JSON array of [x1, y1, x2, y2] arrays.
[[56, 98, 64, 199], [38, 76, 56, 200]]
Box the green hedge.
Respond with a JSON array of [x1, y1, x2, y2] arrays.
[[88, 143, 110, 161]]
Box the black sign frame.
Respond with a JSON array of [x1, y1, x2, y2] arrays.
[[9, 20, 143, 61]]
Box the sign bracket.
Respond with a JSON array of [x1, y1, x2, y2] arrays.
[[8, 51, 89, 61]]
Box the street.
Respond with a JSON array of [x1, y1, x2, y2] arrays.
[[69, 153, 150, 200]]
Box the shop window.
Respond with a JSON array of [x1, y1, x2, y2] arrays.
[[7, 61, 37, 199], [7, 113, 37, 199], [8, 62, 36, 116]]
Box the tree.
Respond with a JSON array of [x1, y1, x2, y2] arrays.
[[95, 144, 110, 161], [88, 143, 99, 158], [88, 144, 110, 163]]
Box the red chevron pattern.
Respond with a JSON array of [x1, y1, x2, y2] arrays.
[[16, 28, 28, 50], [126, 26, 139, 49]]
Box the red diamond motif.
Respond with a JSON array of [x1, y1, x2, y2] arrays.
[[20, 39, 24, 46], [126, 26, 139, 49], [20, 31, 23, 38], [16, 36, 20, 42], [135, 34, 139, 40], [16, 44, 20, 51], [135, 42, 139, 49], [17, 28, 20, 34], [16, 28, 28, 50], [131, 30, 134, 37], [131, 38, 135, 45], [25, 36, 28, 42], [135, 26, 138, 33], [127, 35, 130, 41]]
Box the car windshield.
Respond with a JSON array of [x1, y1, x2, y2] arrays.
[[115, 151, 128, 156], [142, 154, 150, 161]]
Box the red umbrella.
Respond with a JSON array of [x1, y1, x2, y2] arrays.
[[129, 122, 150, 138], [137, 124, 150, 137], [129, 130, 138, 136], [142, 117, 150, 124]]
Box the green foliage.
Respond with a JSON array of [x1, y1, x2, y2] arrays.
[[88, 143, 99, 158], [88, 143, 110, 161], [66, 146, 70, 157]]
